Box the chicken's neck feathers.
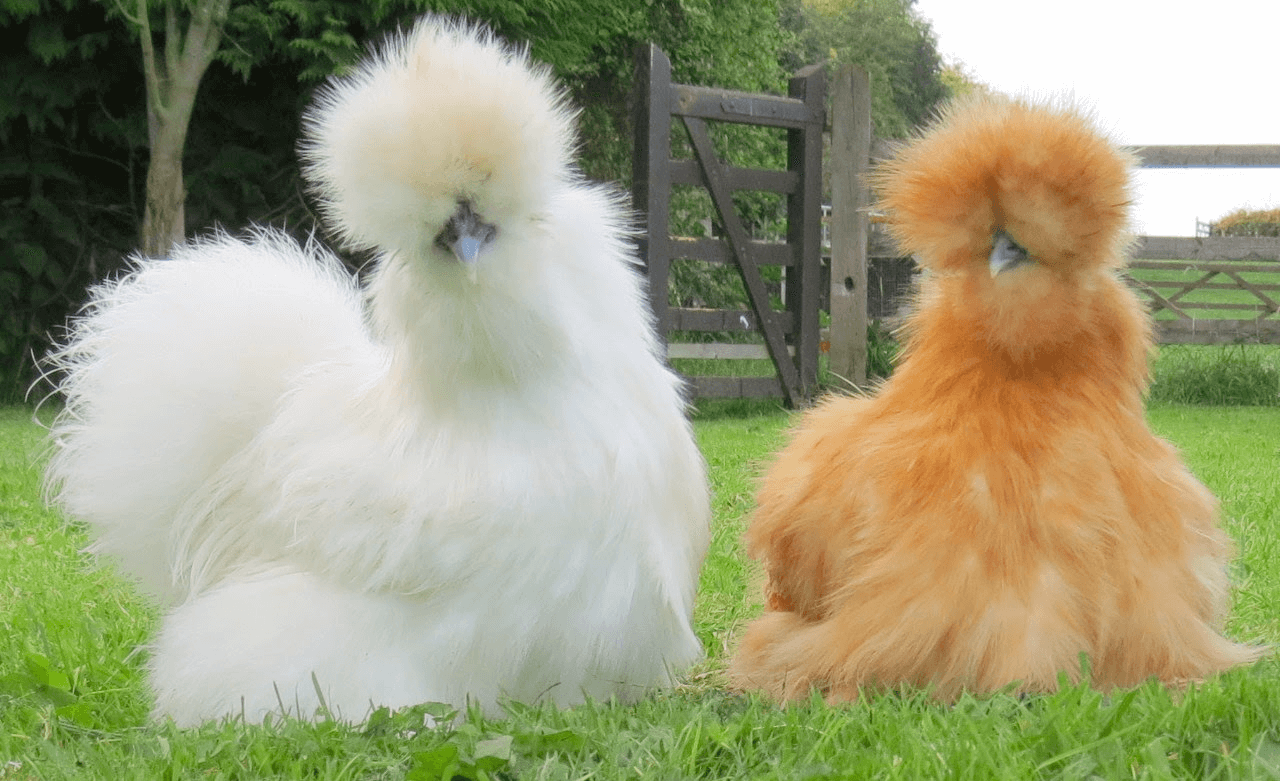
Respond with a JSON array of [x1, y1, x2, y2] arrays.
[[365, 252, 568, 412], [889, 271, 1152, 429]]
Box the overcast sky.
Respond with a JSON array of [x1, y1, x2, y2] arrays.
[[911, 0, 1280, 236]]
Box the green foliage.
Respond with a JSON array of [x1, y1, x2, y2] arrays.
[[1211, 207, 1280, 238], [786, 0, 950, 139], [1149, 344, 1280, 406], [221, 1, 365, 82], [0, 0, 147, 403], [569, 0, 793, 185], [940, 60, 990, 100]]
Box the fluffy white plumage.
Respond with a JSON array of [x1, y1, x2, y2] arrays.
[[44, 18, 710, 726]]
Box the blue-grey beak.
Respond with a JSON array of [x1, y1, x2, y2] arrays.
[[434, 200, 497, 266], [989, 231, 1032, 277]]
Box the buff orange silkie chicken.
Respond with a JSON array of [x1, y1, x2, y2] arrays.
[[727, 95, 1263, 703]]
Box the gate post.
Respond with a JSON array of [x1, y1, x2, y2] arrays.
[[828, 63, 871, 389], [786, 63, 826, 402], [631, 45, 674, 345]]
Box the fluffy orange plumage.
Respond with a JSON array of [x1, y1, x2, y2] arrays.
[[728, 95, 1262, 702]]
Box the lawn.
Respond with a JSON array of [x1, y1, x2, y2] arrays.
[[1, 390, 1278, 779]]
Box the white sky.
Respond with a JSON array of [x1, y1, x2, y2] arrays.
[[911, 0, 1280, 236]]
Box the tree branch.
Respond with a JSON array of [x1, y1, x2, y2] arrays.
[[131, 0, 164, 146], [180, 0, 230, 77], [164, 3, 181, 85]]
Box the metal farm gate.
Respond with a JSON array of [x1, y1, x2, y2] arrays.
[[631, 45, 826, 407]]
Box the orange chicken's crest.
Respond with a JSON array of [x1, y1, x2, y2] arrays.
[[874, 96, 1136, 277]]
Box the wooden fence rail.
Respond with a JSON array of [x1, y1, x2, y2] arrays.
[[1130, 146, 1280, 168], [1131, 236, 1280, 262]]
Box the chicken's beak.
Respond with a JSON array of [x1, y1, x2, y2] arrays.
[[434, 200, 497, 275], [989, 231, 1032, 277]]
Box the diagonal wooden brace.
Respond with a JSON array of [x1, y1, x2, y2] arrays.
[[682, 115, 804, 406]]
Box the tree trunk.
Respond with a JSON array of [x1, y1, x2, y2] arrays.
[[135, 0, 230, 256], [141, 124, 187, 255]]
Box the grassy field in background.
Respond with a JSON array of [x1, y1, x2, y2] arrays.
[[1, 370, 1278, 778]]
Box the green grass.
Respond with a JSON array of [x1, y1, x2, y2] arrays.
[[2, 399, 1279, 780], [671, 358, 781, 378]]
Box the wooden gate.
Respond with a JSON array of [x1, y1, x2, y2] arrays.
[[1122, 236, 1280, 343], [631, 45, 825, 407]]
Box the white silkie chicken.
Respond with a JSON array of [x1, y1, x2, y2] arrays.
[[44, 17, 710, 726]]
